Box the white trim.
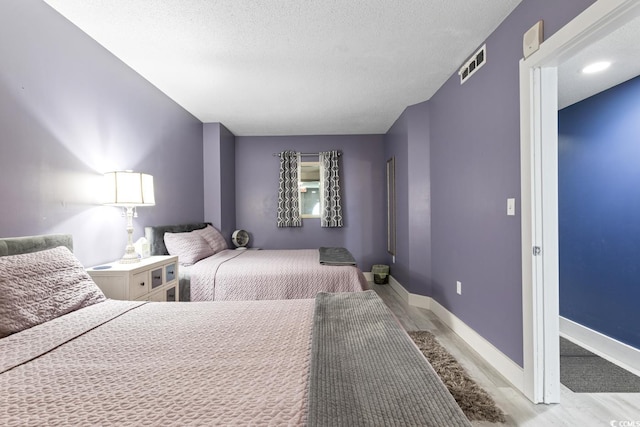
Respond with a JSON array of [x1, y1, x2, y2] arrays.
[[519, 60, 537, 402], [363, 271, 373, 282], [430, 298, 524, 392], [560, 317, 640, 377], [523, 0, 640, 67], [521, 63, 560, 403], [539, 66, 560, 404], [408, 292, 431, 311], [388, 276, 524, 393], [388, 274, 409, 303], [519, 0, 640, 404]]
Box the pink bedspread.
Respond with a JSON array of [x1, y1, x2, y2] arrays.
[[0, 299, 314, 426], [189, 249, 368, 301]]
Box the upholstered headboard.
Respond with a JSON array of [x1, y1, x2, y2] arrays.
[[144, 223, 210, 256], [0, 234, 73, 257]]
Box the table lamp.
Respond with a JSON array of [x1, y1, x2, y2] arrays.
[[103, 171, 155, 263]]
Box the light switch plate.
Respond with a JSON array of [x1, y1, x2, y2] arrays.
[[507, 198, 516, 216]]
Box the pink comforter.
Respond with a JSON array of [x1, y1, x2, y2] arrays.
[[189, 249, 368, 301], [1, 299, 314, 426]]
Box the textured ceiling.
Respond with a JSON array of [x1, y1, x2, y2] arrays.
[[43, 0, 521, 136]]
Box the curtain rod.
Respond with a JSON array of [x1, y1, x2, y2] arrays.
[[272, 151, 342, 157]]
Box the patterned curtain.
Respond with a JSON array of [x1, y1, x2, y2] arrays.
[[277, 151, 302, 227], [320, 150, 343, 228]]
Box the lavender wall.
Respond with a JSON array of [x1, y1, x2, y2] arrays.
[[203, 123, 236, 246], [0, 0, 204, 267], [426, 0, 595, 365], [384, 101, 431, 294], [384, 111, 410, 285], [235, 135, 386, 270]]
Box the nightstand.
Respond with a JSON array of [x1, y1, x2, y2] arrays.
[[87, 256, 179, 302]]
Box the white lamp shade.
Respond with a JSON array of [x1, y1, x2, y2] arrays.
[[103, 171, 155, 206]]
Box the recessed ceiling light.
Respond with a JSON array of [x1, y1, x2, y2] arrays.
[[582, 61, 611, 74]]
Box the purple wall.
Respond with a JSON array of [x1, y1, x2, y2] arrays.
[[384, 111, 410, 285], [0, 0, 204, 267], [384, 101, 431, 294], [428, 0, 596, 365], [559, 76, 640, 349], [235, 135, 386, 271], [386, 0, 596, 366], [203, 123, 236, 246]]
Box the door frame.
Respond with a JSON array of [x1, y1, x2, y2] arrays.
[[519, 0, 640, 403]]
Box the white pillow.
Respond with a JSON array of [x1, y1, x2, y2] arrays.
[[164, 230, 215, 265], [0, 246, 106, 338], [194, 225, 228, 253]]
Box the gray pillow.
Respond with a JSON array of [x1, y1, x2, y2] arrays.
[[164, 230, 215, 265], [194, 225, 228, 253], [0, 246, 106, 338]]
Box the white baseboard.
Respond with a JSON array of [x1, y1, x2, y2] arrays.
[[363, 271, 373, 282], [560, 316, 640, 376], [408, 292, 431, 310], [388, 274, 432, 310], [388, 275, 525, 393], [429, 298, 525, 391], [388, 274, 410, 302]]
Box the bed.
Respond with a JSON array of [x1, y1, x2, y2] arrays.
[[0, 234, 471, 426], [144, 223, 368, 301]]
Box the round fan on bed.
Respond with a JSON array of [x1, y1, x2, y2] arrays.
[[232, 229, 250, 250]]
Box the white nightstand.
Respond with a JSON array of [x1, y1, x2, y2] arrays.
[[87, 256, 179, 302]]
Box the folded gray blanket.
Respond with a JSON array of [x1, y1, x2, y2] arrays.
[[318, 247, 356, 266], [308, 291, 471, 427]]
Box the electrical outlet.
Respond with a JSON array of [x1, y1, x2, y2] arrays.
[[456, 281, 462, 295]]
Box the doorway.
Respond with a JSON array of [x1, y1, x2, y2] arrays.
[[519, 0, 640, 403]]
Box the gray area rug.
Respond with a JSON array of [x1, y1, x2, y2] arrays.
[[409, 331, 506, 423], [560, 337, 640, 393]]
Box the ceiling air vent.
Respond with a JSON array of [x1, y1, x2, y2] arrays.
[[459, 44, 486, 84]]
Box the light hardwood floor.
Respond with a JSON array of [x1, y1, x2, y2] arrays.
[[369, 282, 640, 427]]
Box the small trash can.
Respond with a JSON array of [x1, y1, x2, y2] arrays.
[[372, 264, 390, 284]]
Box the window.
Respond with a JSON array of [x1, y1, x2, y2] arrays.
[[299, 162, 321, 218]]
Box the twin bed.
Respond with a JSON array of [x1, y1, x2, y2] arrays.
[[0, 233, 471, 426], [144, 223, 368, 301]]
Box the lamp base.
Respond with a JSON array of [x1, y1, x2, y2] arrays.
[[118, 206, 141, 264], [119, 252, 140, 264], [119, 243, 140, 264]]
